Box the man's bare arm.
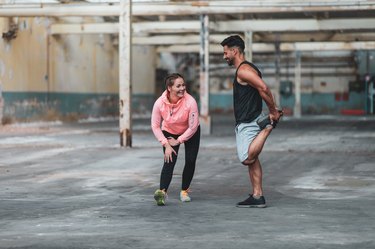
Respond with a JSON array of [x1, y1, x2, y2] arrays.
[[237, 66, 282, 124], [237, 66, 278, 115]]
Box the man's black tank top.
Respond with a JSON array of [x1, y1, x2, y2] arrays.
[[233, 61, 263, 125]]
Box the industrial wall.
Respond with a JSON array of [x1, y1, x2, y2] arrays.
[[0, 17, 155, 123], [209, 69, 365, 115], [0, 16, 371, 123]]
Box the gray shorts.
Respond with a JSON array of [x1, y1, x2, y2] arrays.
[[235, 114, 262, 163]]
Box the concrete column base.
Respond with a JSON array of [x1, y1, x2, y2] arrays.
[[294, 104, 301, 118], [0, 97, 3, 124], [199, 115, 211, 135]]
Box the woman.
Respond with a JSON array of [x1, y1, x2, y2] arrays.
[[151, 73, 200, 206]]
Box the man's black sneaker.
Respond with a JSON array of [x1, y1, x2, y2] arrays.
[[257, 109, 283, 130], [236, 195, 266, 208]]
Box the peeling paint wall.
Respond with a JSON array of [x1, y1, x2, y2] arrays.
[[49, 17, 118, 94], [1, 17, 48, 92], [0, 17, 156, 122], [0, 16, 369, 121]]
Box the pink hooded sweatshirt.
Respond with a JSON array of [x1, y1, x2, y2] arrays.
[[151, 90, 200, 146]]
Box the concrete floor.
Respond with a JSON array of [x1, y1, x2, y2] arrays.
[[0, 114, 374, 249]]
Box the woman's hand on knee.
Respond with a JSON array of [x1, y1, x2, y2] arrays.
[[164, 144, 177, 163]]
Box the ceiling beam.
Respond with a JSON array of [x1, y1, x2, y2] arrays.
[[49, 18, 375, 35], [49, 22, 199, 34], [7, 0, 374, 6], [156, 42, 375, 53], [133, 34, 226, 45], [212, 18, 375, 32], [48, 21, 375, 52], [1, 2, 375, 17], [253, 32, 375, 42], [48, 22, 375, 52], [48, 28, 375, 50]]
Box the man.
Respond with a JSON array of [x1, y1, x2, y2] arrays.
[[221, 35, 282, 208]]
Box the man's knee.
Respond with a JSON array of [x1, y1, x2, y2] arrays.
[[242, 157, 256, 166]]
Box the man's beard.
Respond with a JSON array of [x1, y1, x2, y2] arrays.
[[226, 58, 234, 66]]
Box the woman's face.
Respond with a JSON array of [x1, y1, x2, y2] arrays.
[[168, 77, 186, 99]]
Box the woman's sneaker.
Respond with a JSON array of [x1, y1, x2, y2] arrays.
[[180, 189, 191, 202], [236, 195, 266, 208], [154, 189, 167, 206]]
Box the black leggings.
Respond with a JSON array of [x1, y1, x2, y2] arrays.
[[160, 126, 200, 191]]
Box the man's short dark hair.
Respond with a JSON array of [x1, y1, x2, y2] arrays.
[[221, 35, 245, 53]]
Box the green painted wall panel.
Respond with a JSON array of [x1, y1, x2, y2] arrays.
[[280, 92, 365, 114], [1, 91, 367, 121], [2, 92, 155, 121]]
